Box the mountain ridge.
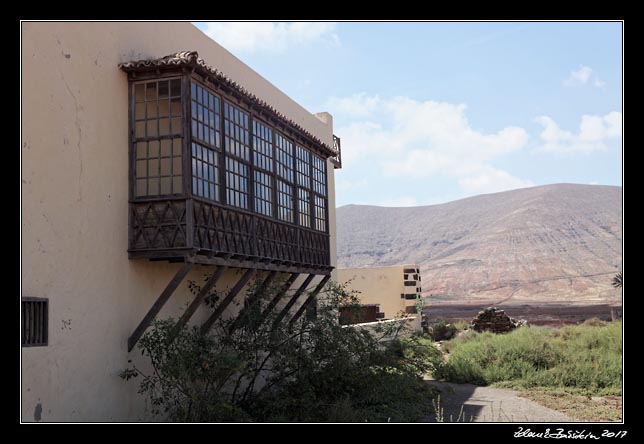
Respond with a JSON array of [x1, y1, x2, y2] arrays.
[[336, 184, 622, 304]]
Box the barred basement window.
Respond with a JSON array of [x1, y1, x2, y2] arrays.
[[133, 78, 183, 197], [22, 298, 48, 347]]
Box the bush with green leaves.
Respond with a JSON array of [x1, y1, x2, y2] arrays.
[[428, 320, 458, 341], [121, 277, 438, 422], [435, 321, 622, 396]]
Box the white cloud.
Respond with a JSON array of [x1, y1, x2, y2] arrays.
[[535, 111, 621, 154], [457, 165, 534, 194], [199, 22, 339, 53], [329, 94, 532, 196], [564, 65, 605, 87]]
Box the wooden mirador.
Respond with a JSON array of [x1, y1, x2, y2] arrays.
[[120, 51, 340, 351]]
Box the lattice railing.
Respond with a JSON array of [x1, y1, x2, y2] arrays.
[[130, 198, 330, 267]]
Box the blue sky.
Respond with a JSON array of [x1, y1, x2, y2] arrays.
[[193, 22, 622, 208]]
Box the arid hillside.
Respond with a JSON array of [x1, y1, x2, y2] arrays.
[[336, 184, 622, 304]]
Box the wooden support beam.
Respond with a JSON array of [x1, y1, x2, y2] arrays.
[[201, 268, 256, 334], [288, 275, 331, 328], [255, 273, 299, 328], [228, 271, 277, 333], [173, 266, 228, 333], [128, 262, 193, 352], [272, 274, 316, 329], [184, 254, 332, 276]]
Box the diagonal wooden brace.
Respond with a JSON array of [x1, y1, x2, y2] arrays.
[[173, 265, 228, 333], [228, 271, 278, 333], [288, 275, 331, 328], [255, 273, 299, 328], [128, 262, 194, 352], [201, 268, 256, 334], [272, 274, 316, 329]]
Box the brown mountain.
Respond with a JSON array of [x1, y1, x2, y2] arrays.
[[336, 184, 622, 304]]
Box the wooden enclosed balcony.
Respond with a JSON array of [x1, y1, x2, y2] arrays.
[[120, 51, 338, 274]]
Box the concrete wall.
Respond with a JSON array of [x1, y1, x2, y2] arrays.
[[21, 22, 336, 422], [337, 265, 421, 323]]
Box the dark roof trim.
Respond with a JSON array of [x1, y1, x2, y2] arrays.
[[119, 51, 336, 158]]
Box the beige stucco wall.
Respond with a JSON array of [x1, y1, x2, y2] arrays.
[[337, 265, 420, 322], [21, 21, 336, 422]]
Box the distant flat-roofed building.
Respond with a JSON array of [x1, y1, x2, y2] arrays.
[[337, 264, 422, 330]]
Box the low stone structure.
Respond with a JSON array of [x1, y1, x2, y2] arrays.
[[471, 307, 527, 333]]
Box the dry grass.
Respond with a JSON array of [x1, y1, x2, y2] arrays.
[[517, 388, 622, 422]]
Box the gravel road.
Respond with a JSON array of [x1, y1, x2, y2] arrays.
[[422, 380, 573, 423]]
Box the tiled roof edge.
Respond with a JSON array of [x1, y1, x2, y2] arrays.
[[119, 51, 336, 156]]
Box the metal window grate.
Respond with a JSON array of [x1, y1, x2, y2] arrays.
[[22, 298, 48, 347]]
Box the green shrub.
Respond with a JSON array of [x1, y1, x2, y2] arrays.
[[429, 320, 458, 341], [436, 322, 622, 395], [121, 278, 437, 422]]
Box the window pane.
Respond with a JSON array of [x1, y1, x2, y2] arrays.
[[160, 139, 172, 157], [160, 177, 171, 194], [134, 83, 145, 102], [148, 141, 159, 157], [170, 79, 181, 97], [160, 158, 171, 175]]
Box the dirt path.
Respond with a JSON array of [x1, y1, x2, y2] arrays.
[[422, 380, 573, 423]]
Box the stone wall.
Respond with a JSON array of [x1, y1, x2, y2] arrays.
[[471, 307, 527, 333]]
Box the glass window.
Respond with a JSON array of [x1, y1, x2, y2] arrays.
[[277, 179, 293, 223], [314, 195, 326, 232], [226, 157, 248, 210], [275, 132, 294, 183], [296, 145, 311, 188], [254, 170, 272, 217], [191, 82, 221, 148], [312, 155, 327, 196], [133, 79, 183, 198], [224, 102, 250, 161], [298, 188, 310, 228], [253, 120, 273, 173], [192, 142, 219, 201]]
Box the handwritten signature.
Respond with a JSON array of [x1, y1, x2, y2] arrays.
[[514, 427, 627, 439]]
